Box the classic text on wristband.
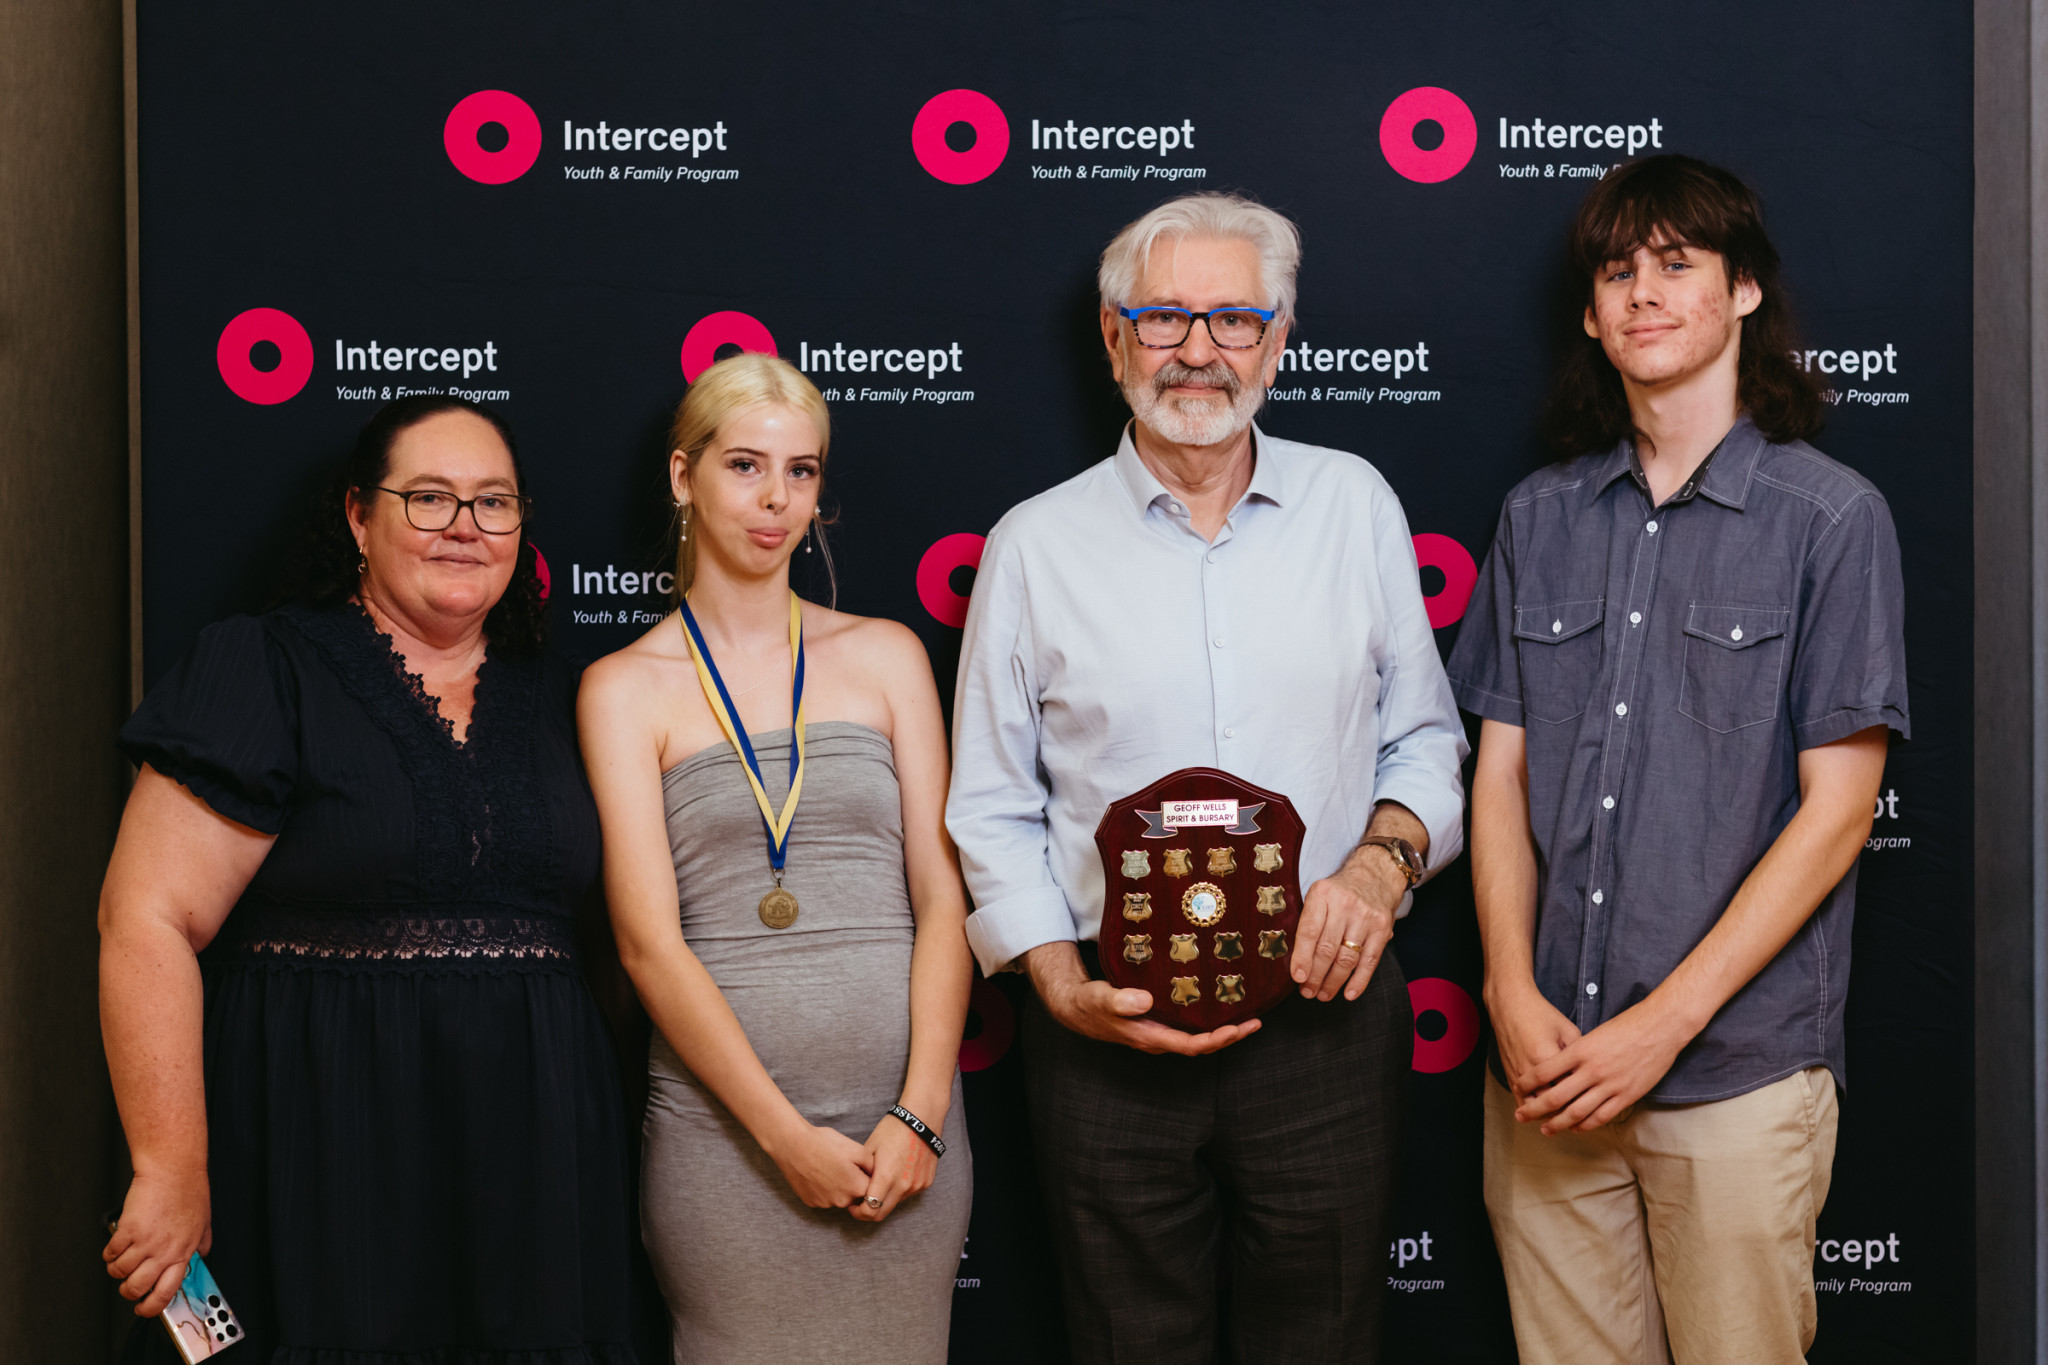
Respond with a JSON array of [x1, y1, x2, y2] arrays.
[[887, 1103, 946, 1157]]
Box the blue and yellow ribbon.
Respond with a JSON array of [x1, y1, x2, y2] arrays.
[[678, 591, 807, 876]]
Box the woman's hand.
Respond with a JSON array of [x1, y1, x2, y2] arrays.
[[766, 1121, 874, 1211], [103, 1167, 212, 1316], [850, 1113, 940, 1222]]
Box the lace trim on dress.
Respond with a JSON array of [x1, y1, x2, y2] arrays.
[[218, 904, 577, 972], [281, 604, 556, 900]]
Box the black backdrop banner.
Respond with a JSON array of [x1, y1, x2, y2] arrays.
[[137, 5, 1972, 1361]]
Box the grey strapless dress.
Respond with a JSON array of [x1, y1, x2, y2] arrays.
[[642, 721, 972, 1365]]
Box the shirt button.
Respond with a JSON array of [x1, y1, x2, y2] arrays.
[[1592, 890, 1604, 904], [1171, 502, 1184, 513], [1207, 552, 1217, 563], [1223, 727, 1236, 738], [1731, 626, 1744, 641], [1615, 702, 1628, 716], [1602, 795, 1615, 810], [1630, 611, 1642, 625], [1586, 982, 1599, 996], [1551, 619, 1562, 634], [1646, 520, 1659, 534], [1213, 636, 1225, 648]]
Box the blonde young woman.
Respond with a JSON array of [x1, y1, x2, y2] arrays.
[[578, 354, 974, 1363]]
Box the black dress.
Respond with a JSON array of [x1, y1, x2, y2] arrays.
[[119, 603, 638, 1365]]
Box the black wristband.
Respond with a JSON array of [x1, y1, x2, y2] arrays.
[[887, 1104, 946, 1157]]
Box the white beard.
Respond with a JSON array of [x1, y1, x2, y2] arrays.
[[1123, 355, 1265, 447]]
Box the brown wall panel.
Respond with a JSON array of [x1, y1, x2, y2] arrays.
[[0, 0, 134, 1357]]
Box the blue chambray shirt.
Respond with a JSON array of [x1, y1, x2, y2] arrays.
[[947, 423, 1469, 975], [1446, 417, 1909, 1102]]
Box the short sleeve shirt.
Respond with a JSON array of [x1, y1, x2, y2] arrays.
[[1445, 418, 1909, 1101]]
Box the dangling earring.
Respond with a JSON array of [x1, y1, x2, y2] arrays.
[[678, 503, 691, 542], [356, 548, 367, 575], [804, 526, 813, 554]]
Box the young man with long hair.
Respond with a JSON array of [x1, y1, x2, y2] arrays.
[[1446, 155, 1908, 1364]]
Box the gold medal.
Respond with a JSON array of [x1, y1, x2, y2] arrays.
[[758, 885, 799, 930]]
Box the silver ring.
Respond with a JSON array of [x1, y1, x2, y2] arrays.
[[865, 1196, 883, 1208]]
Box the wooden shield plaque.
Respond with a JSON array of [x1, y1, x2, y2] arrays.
[[1093, 767, 1307, 1031]]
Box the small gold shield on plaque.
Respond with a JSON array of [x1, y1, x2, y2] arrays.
[[1169, 975, 1201, 1006], [1207, 846, 1237, 876], [1122, 892, 1153, 921], [1163, 849, 1193, 878], [1181, 882, 1226, 927], [1256, 885, 1287, 915], [1213, 931, 1243, 960], [1258, 929, 1290, 959], [1215, 974, 1246, 1004], [1121, 850, 1151, 880], [1123, 934, 1153, 965], [1168, 933, 1198, 963], [1253, 843, 1285, 873]]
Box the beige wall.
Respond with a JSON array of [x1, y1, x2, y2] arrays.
[[0, 0, 133, 1357]]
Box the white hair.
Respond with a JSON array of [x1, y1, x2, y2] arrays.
[[1097, 192, 1302, 325]]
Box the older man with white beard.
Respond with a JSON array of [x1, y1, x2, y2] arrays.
[[946, 193, 1467, 1364]]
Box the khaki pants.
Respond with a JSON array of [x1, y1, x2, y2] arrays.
[[1483, 1067, 1838, 1365]]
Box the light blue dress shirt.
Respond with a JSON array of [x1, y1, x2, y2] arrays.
[[947, 423, 1469, 975]]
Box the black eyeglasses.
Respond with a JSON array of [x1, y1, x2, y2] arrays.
[[1117, 305, 1277, 350], [368, 486, 530, 534]]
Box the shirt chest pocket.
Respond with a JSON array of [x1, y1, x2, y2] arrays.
[[1679, 603, 1791, 733], [1512, 599, 1605, 724]]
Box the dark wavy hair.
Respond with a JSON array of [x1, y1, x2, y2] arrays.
[[287, 395, 547, 654], [1545, 154, 1822, 458]]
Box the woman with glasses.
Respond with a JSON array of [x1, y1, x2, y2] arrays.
[[578, 353, 974, 1363], [98, 396, 641, 1363]]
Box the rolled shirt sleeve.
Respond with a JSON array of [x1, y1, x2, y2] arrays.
[[1368, 489, 1470, 876], [947, 521, 1079, 975], [1444, 502, 1525, 727], [1789, 491, 1911, 748]]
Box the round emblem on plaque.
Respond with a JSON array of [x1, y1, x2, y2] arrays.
[[1181, 881, 1226, 927]]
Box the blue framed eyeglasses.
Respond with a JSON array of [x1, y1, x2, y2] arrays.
[[1118, 305, 1276, 350]]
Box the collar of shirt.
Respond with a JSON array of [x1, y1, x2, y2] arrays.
[[1597, 413, 1768, 510], [1111, 421, 1287, 533]]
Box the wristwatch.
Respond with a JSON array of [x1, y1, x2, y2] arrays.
[[1359, 835, 1425, 888]]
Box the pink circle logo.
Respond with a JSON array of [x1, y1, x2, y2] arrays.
[[916, 533, 986, 627], [1412, 533, 1478, 628], [680, 311, 778, 383], [1379, 87, 1478, 183], [444, 90, 542, 184], [911, 89, 1010, 184], [1409, 977, 1481, 1073], [531, 545, 551, 601], [958, 978, 1016, 1072], [216, 307, 314, 405]]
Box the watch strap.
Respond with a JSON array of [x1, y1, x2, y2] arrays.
[[1360, 835, 1424, 888]]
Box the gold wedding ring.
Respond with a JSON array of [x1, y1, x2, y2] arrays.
[[1341, 938, 1365, 951]]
